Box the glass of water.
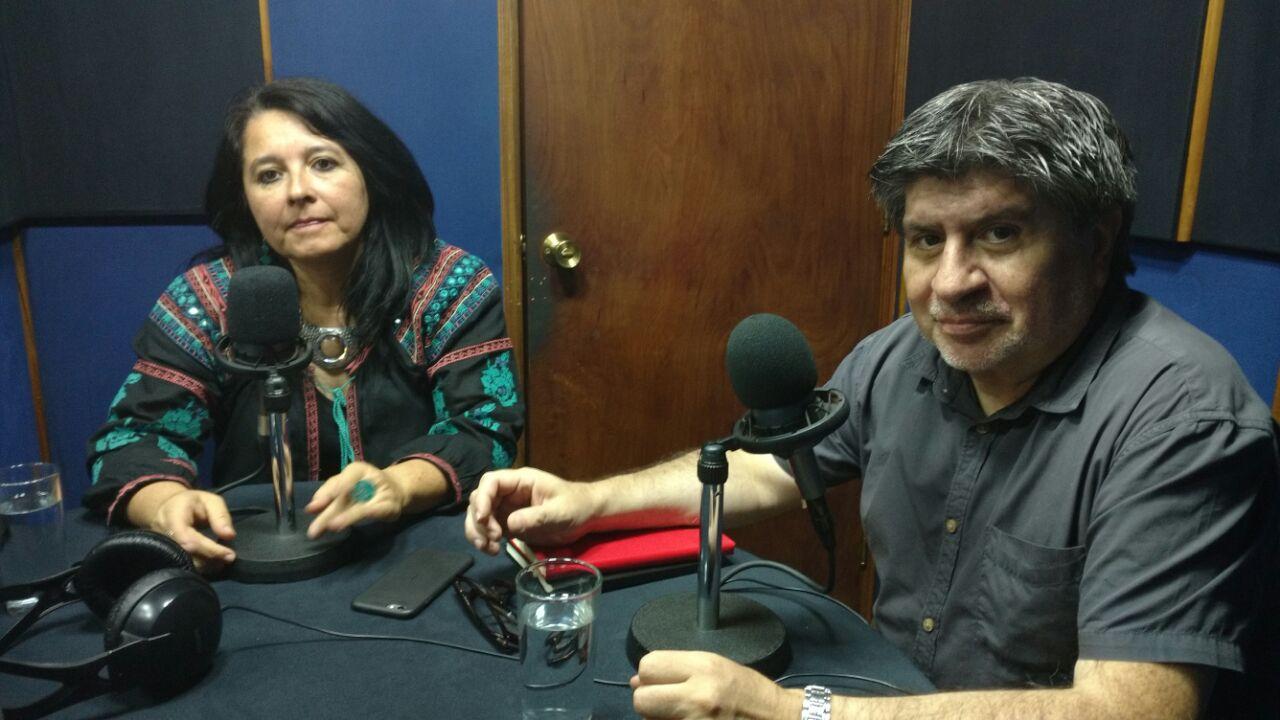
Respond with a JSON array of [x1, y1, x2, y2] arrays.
[[0, 462, 66, 614], [516, 558, 602, 720]]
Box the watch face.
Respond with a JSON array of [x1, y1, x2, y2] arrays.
[[802, 685, 832, 720]]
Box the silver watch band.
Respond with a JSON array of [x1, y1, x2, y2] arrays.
[[801, 684, 832, 720]]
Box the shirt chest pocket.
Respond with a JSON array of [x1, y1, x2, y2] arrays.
[[975, 525, 1085, 687]]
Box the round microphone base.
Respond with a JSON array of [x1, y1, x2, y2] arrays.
[[626, 592, 790, 677], [227, 511, 351, 583]]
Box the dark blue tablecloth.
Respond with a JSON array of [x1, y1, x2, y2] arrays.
[[1, 483, 933, 718]]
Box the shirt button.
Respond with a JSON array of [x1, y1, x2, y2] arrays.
[[945, 518, 959, 534], [922, 617, 936, 633], [974, 423, 990, 434]]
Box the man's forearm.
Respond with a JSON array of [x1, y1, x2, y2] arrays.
[[822, 660, 1205, 720], [582, 449, 801, 534], [832, 687, 1113, 720]]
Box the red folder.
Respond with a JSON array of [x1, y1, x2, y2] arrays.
[[507, 527, 735, 589]]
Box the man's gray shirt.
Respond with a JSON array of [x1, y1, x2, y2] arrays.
[[808, 288, 1277, 689]]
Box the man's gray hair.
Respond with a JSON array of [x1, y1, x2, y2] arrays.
[[870, 78, 1137, 276]]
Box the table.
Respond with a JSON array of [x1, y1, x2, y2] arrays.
[[2, 483, 933, 718]]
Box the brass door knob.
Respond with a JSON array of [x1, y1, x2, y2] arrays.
[[542, 232, 582, 269]]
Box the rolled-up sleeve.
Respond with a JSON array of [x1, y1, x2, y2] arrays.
[[1077, 412, 1279, 672]]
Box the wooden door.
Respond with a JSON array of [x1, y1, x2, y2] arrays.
[[501, 0, 909, 614]]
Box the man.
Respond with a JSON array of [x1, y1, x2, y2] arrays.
[[466, 79, 1278, 718]]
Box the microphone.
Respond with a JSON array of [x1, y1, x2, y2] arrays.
[[216, 266, 310, 375], [725, 314, 848, 553], [629, 314, 840, 676], [214, 265, 351, 583]]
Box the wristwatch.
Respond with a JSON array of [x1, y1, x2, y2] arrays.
[[801, 684, 832, 720]]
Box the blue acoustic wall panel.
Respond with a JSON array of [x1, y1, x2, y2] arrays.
[[0, 239, 39, 466], [904, 0, 1204, 244], [22, 226, 219, 504], [1192, 0, 1280, 256], [267, 0, 503, 281], [1129, 239, 1280, 403], [0, 0, 263, 226]]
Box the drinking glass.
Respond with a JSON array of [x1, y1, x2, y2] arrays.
[[0, 462, 66, 614], [517, 558, 602, 720]]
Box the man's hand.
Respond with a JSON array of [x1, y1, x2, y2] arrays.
[[630, 651, 800, 720], [465, 467, 598, 555], [139, 485, 237, 574]]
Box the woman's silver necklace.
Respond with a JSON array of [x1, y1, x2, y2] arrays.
[[299, 322, 357, 371]]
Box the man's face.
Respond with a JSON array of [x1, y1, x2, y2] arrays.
[[901, 170, 1109, 393]]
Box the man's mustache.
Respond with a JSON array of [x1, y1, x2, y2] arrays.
[[929, 297, 1010, 322]]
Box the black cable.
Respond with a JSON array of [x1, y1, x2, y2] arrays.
[[714, 564, 913, 697], [721, 559, 822, 589], [721, 578, 869, 627], [213, 464, 266, 496], [592, 678, 632, 688], [220, 605, 517, 662], [719, 561, 869, 626], [775, 671, 910, 696]]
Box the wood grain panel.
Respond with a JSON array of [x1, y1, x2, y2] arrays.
[[12, 232, 50, 462], [1273, 366, 1279, 424], [517, 0, 905, 611], [499, 0, 527, 464], [259, 0, 274, 82], [1177, 0, 1224, 242]]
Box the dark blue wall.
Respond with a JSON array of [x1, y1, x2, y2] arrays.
[[18, 226, 217, 502], [1128, 239, 1280, 400], [269, 0, 502, 277], [1, 3, 1277, 506]]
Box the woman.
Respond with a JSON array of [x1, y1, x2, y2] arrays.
[[84, 78, 522, 572]]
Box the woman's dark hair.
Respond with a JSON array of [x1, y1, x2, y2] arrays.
[[205, 77, 437, 350]]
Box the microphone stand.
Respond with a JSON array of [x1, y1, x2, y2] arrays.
[[696, 443, 727, 630], [626, 441, 790, 677], [263, 373, 296, 528], [216, 339, 350, 583]]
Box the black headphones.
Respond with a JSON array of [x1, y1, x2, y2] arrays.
[[0, 530, 221, 720]]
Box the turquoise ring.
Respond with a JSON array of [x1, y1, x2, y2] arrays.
[[350, 478, 376, 503]]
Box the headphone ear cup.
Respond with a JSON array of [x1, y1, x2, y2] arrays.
[[74, 530, 194, 620], [103, 567, 221, 692]]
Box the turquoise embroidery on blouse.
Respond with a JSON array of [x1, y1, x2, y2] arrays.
[[149, 276, 213, 368], [107, 372, 142, 420], [481, 352, 518, 408], [147, 260, 231, 371], [423, 256, 493, 362], [156, 436, 187, 461], [158, 402, 204, 440], [464, 402, 501, 433], [96, 397, 205, 474], [95, 428, 143, 453], [491, 441, 512, 469], [428, 387, 459, 435]]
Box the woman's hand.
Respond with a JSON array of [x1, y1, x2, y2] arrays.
[[306, 460, 444, 538], [129, 482, 237, 574]]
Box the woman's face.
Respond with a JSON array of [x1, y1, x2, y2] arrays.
[[240, 109, 369, 267]]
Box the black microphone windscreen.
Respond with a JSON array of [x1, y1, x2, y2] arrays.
[[226, 266, 300, 346], [725, 313, 818, 410]]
